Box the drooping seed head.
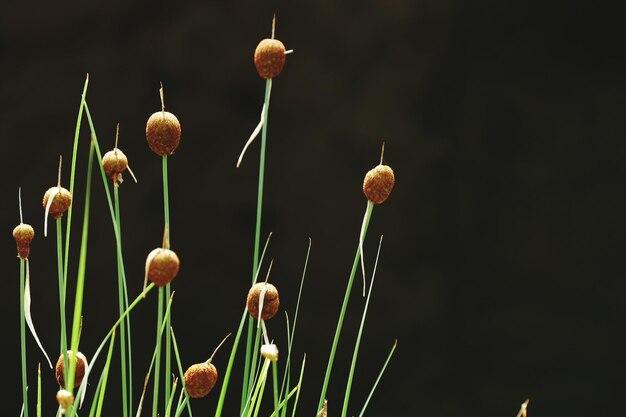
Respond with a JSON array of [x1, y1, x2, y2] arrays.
[[145, 248, 180, 287], [261, 343, 279, 362], [246, 282, 280, 320], [363, 164, 395, 204], [56, 389, 74, 414], [254, 38, 287, 79], [102, 148, 129, 184], [146, 111, 181, 156], [13, 223, 34, 259], [183, 362, 218, 398], [55, 351, 88, 388], [42, 187, 72, 219]]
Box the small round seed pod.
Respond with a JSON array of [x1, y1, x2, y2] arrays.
[[183, 362, 218, 398], [102, 148, 129, 184], [247, 282, 280, 320], [42, 187, 72, 219], [260, 343, 279, 362], [254, 38, 286, 79], [13, 223, 34, 259], [146, 111, 181, 156], [55, 351, 88, 388], [363, 165, 395, 204], [146, 248, 180, 287], [56, 389, 74, 414]]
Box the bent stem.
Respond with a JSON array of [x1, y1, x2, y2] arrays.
[[317, 204, 374, 413]]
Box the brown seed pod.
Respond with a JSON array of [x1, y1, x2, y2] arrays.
[[43, 187, 72, 219], [246, 282, 280, 320], [362, 164, 395, 204], [102, 148, 129, 184], [254, 38, 286, 79], [13, 223, 34, 259], [146, 111, 181, 156], [183, 362, 218, 398], [145, 248, 180, 287], [55, 351, 88, 388]]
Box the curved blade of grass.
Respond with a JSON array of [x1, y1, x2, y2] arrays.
[[215, 232, 272, 417], [279, 238, 311, 400], [19, 259, 28, 417], [290, 354, 306, 417], [341, 236, 383, 417], [169, 328, 193, 417], [237, 103, 265, 168], [75, 284, 155, 409], [357, 339, 397, 417], [24, 260, 53, 368], [88, 359, 109, 417], [93, 329, 116, 417], [174, 396, 189, 417], [317, 203, 374, 412], [67, 139, 95, 394]]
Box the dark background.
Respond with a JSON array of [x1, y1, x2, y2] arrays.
[[2, 1, 625, 416]]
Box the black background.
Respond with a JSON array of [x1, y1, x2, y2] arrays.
[[2, 1, 625, 416]]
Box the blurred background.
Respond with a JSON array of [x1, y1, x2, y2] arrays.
[[2, 1, 625, 416]]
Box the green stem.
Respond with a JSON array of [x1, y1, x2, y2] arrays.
[[152, 288, 164, 417], [114, 185, 129, 417], [162, 155, 172, 411], [357, 340, 397, 417], [57, 218, 68, 386], [341, 236, 383, 417], [244, 76, 273, 413], [272, 361, 279, 415], [170, 328, 193, 417], [317, 203, 374, 412], [19, 259, 28, 417], [94, 330, 117, 417], [37, 363, 41, 417]]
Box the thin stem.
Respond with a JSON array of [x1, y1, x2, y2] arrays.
[[56, 218, 68, 386], [114, 185, 129, 417], [94, 330, 117, 417], [357, 340, 397, 417], [152, 288, 164, 417], [244, 76, 273, 412], [162, 155, 172, 411], [272, 361, 279, 415], [317, 204, 374, 413], [170, 328, 194, 417], [341, 236, 384, 417], [19, 259, 28, 417], [37, 363, 41, 417]]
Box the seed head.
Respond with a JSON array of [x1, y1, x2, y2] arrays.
[[146, 248, 180, 287], [42, 187, 72, 219], [56, 389, 74, 414], [55, 351, 88, 388], [247, 282, 280, 320], [254, 38, 287, 79], [261, 343, 279, 362], [146, 111, 181, 156], [13, 223, 34, 259], [183, 362, 218, 398], [102, 148, 129, 184], [363, 164, 395, 204]]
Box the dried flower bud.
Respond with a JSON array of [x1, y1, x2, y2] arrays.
[[254, 39, 286, 79], [42, 187, 72, 219], [56, 389, 74, 414], [183, 362, 218, 398], [261, 343, 279, 362], [145, 248, 180, 287], [246, 282, 280, 320], [13, 223, 34, 259], [146, 111, 181, 156], [102, 148, 129, 184], [363, 165, 395, 204], [55, 351, 88, 388]]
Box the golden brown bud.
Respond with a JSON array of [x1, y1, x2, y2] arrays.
[[42, 187, 72, 219], [13, 223, 34, 259], [183, 362, 218, 398], [56, 389, 74, 414], [102, 148, 129, 184], [254, 39, 286, 79], [55, 351, 88, 388], [363, 165, 395, 204], [247, 282, 280, 320], [145, 248, 180, 287], [146, 111, 181, 156]]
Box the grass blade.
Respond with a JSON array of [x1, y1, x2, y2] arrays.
[[357, 340, 397, 417], [170, 328, 193, 417], [94, 329, 117, 417], [19, 258, 28, 417]]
